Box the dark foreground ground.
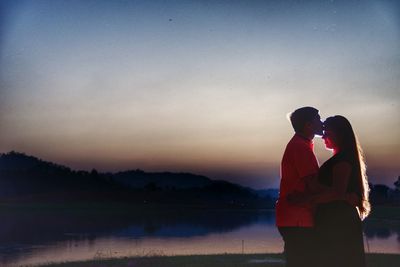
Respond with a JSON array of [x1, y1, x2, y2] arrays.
[[36, 253, 400, 267]]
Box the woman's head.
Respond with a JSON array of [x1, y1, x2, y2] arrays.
[[323, 115, 371, 220], [322, 115, 356, 153]]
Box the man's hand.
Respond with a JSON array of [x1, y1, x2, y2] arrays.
[[303, 174, 321, 193], [287, 191, 311, 206]]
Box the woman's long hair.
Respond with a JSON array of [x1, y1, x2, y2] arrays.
[[324, 116, 371, 220]]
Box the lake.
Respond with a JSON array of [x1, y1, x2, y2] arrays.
[[1, 207, 399, 266]]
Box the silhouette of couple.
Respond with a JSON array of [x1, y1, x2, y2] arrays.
[[276, 107, 370, 267]]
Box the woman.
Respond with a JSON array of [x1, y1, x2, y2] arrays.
[[313, 115, 370, 267]]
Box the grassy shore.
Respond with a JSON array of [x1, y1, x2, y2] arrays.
[[35, 253, 400, 267]]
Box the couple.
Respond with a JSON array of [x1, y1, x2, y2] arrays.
[[276, 107, 370, 267]]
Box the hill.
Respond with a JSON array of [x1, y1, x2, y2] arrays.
[[113, 170, 212, 189], [0, 151, 275, 208]]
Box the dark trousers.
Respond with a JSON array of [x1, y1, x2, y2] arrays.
[[278, 227, 316, 267]]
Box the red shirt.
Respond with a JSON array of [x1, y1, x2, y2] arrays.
[[276, 134, 319, 227]]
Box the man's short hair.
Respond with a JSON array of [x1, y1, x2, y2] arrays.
[[289, 107, 319, 133]]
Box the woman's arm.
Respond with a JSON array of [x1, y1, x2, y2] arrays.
[[311, 161, 353, 204], [288, 162, 360, 207]]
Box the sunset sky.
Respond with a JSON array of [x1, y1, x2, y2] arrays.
[[1, 0, 399, 189]]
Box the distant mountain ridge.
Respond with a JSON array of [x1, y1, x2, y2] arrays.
[[113, 170, 213, 189], [0, 151, 221, 191], [0, 151, 277, 208], [0, 151, 70, 172]]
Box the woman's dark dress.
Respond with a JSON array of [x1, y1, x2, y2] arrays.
[[315, 152, 366, 267]]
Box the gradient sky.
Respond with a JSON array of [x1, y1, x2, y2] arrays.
[[1, 0, 399, 189]]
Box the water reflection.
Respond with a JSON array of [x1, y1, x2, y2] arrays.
[[0, 209, 398, 266], [363, 218, 400, 253], [364, 219, 400, 240]]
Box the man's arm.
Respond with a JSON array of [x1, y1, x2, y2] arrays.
[[286, 174, 318, 206], [303, 174, 325, 193]]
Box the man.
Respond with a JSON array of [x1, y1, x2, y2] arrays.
[[276, 106, 323, 267]]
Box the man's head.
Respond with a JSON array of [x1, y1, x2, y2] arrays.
[[289, 107, 323, 138]]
